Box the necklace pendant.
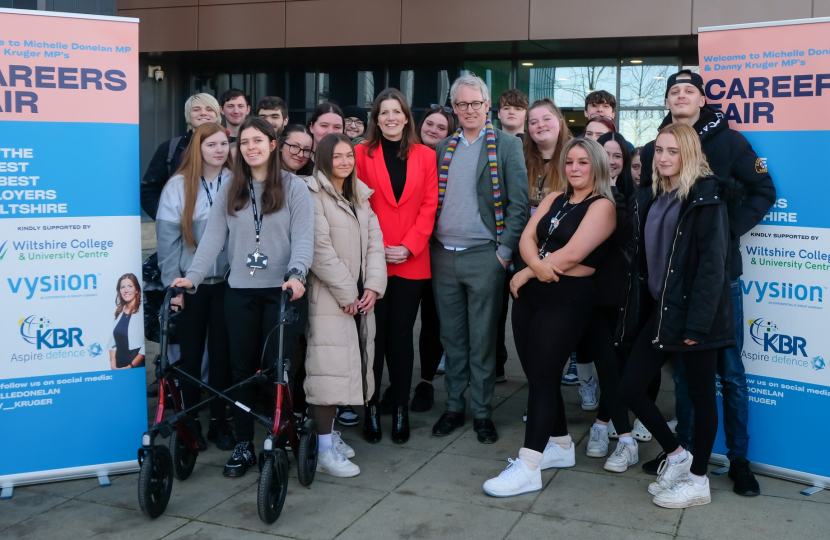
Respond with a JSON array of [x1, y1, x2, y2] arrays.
[[551, 218, 559, 230]]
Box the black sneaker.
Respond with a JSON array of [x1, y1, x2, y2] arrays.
[[728, 456, 761, 496], [336, 405, 360, 426], [642, 451, 667, 475], [223, 442, 255, 477], [207, 419, 237, 451]]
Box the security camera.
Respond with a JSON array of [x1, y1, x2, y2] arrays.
[[154, 69, 164, 82]]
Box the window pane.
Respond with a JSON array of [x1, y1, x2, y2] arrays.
[[388, 66, 457, 111], [619, 109, 667, 147], [518, 60, 617, 109], [620, 64, 675, 107], [463, 60, 511, 109]]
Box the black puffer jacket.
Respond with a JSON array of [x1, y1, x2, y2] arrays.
[[615, 175, 735, 352], [640, 106, 776, 279]]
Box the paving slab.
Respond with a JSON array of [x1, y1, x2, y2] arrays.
[[15, 476, 101, 499], [530, 468, 682, 535], [198, 478, 386, 539], [0, 490, 68, 532], [336, 491, 522, 540], [77, 464, 257, 519], [395, 451, 542, 513], [0, 499, 186, 540], [162, 521, 292, 539], [676, 490, 828, 540], [441, 397, 531, 462], [506, 513, 674, 540]]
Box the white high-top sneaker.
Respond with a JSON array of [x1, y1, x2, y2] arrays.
[[483, 458, 542, 498], [541, 440, 576, 470], [586, 426, 610, 458], [648, 453, 693, 495], [317, 446, 360, 477], [604, 441, 639, 472], [653, 475, 711, 508]]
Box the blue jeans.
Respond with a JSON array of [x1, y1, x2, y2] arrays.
[[674, 279, 749, 461]]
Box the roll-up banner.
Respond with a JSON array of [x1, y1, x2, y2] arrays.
[[699, 18, 830, 488], [0, 9, 142, 491]]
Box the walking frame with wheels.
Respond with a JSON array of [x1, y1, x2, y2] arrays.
[[137, 286, 318, 524]]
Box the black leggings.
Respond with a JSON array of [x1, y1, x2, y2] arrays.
[[513, 276, 595, 453], [224, 286, 308, 443], [576, 305, 631, 433], [373, 276, 425, 407], [418, 279, 444, 382], [619, 309, 718, 476], [176, 281, 230, 421]]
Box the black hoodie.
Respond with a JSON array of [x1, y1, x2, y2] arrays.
[[639, 106, 776, 279]]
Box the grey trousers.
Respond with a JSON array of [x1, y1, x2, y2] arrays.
[[430, 241, 506, 419]]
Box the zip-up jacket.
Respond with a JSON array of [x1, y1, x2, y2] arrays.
[[615, 175, 735, 352], [640, 106, 776, 279]]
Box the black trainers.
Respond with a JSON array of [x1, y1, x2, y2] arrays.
[[223, 442, 255, 477], [336, 405, 360, 426], [642, 451, 667, 475], [207, 419, 237, 451], [728, 456, 761, 496]]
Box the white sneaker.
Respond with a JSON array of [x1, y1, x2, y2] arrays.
[[648, 453, 693, 495], [607, 420, 619, 440], [653, 475, 711, 508], [586, 426, 610, 458], [436, 354, 446, 374], [483, 458, 542, 498], [541, 440, 576, 470], [332, 430, 355, 459], [604, 441, 639, 472], [316, 447, 360, 477], [632, 418, 653, 442], [667, 418, 678, 434], [578, 378, 599, 411]]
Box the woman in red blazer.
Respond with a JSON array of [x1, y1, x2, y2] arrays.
[[356, 88, 438, 445]]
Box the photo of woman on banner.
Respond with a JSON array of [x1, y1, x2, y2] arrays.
[[108, 273, 146, 370]]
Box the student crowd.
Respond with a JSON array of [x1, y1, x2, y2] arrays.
[[140, 70, 775, 510]]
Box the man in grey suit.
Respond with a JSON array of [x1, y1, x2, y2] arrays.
[[430, 74, 528, 443]]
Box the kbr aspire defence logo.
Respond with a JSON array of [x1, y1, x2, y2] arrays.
[[19, 314, 84, 349], [749, 318, 807, 356]]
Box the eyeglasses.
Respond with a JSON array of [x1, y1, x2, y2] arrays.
[[344, 118, 364, 127], [454, 101, 486, 111], [285, 143, 314, 158], [430, 104, 453, 114], [588, 113, 614, 123]]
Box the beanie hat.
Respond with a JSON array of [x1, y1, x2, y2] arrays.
[[342, 105, 368, 126], [665, 70, 706, 98]]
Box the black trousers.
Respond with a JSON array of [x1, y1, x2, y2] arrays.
[[418, 279, 444, 382], [176, 282, 230, 420], [512, 276, 595, 453], [224, 286, 308, 443], [496, 268, 514, 375], [576, 305, 632, 433], [373, 276, 425, 407], [619, 309, 718, 477]]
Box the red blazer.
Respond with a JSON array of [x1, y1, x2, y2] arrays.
[[355, 141, 438, 279]]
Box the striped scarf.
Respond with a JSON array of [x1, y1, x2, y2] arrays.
[[436, 120, 504, 239]]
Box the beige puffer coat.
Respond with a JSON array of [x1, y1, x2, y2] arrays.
[[304, 171, 387, 406]]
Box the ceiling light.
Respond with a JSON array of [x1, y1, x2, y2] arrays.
[[654, 76, 664, 79], [521, 62, 534, 66], [558, 78, 568, 81], [630, 59, 643, 64], [568, 119, 575, 123]]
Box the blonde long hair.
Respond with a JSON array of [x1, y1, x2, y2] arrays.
[[524, 98, 572, 194], [556, 138, 615, 204], [652, 123, 713, 201]]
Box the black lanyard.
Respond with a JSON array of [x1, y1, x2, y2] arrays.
[[200, 173, 222, 206], [248, 177, 262, 245]]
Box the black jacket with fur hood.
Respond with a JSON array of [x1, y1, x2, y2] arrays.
[[640, 106, 776, 280]]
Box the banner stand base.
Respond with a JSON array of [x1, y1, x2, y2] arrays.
[[800, 486, 824, 496], [711, 466, 729, 476], [97, 475, 111, 487], [0, 487, 12, 500]]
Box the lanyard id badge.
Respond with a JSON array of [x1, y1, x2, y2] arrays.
[[246, 178, 268, 275], [200, 173, 222, 207]]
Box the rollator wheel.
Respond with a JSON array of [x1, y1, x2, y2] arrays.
[[297, 418, 318, 487], [138, 445, 174, 518], [170, 427, 197, 480], [257, 449, 289, 524]]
